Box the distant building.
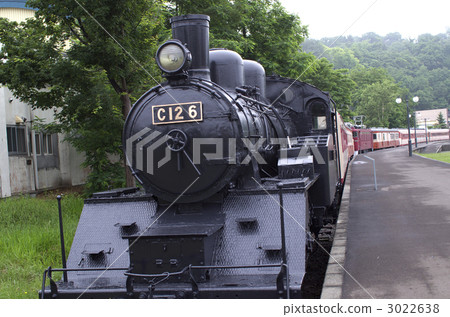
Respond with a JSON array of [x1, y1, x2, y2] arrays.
[[415, 108, 449, 129], [0, 1, 88, 197]]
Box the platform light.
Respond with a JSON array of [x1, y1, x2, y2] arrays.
[[412, 97, 419, 147], [396, 96, 419, 157]]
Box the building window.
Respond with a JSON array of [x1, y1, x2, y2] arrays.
[[43, 133, 53, 155], [6, 126, 27, 155], [35, 133, 42, 155], [30, 133, 55, 155], [28, 132, 59, 169]]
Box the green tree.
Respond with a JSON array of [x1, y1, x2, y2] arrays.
[[356, 81, 397, 128], [327, 47, 359, 70], [171, 0, 314, 78], [301, 58, 355, 121], [350, 67, 406, 128], [0, 0, 166, 193], [436, 112, 447, 129]]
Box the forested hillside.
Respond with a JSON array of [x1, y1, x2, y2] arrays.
[[303, 32, 450, 111]]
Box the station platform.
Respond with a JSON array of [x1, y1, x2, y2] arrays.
[[321, 145, 450, 299]]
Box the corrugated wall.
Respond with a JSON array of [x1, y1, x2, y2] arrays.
[[0, 8, 35, 22]]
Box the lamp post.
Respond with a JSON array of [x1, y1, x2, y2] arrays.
[[412, 96, 419, 147], [396, 96, 419, 157], [413, 113, 418, 147]]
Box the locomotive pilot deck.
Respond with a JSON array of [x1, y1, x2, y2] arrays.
[[41, 177, 318, 299]]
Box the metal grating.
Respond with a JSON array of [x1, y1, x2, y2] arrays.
[[296, 135, 330, 147], [214, 190, 307, 287], [65, 199, 157, 289]]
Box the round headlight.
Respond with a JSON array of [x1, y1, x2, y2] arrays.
[[156, 40, 191, 74]]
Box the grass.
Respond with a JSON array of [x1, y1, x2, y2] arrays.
[[0, 194, 83, 299], [418, 151, 450, 163]]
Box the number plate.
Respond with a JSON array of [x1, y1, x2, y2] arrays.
[[152, 102, 203, 125]]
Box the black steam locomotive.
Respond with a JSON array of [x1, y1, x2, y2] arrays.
[[40, 14, 344, 299]]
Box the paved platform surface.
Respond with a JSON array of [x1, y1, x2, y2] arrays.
[[322, 145, 450, 299]]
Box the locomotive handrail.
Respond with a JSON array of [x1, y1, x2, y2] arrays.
[[236, 93, 290, 138], [41, 263, 287, 299], [40, 266, 129, 299], [236, 93, 295, 112], [124, 262, 289, 299], [124, 262, 284, 279]]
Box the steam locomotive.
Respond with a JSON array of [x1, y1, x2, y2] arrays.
[[40, 14, 351, 299]]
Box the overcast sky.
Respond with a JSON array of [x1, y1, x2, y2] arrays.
[[280, 0, 450, 39]]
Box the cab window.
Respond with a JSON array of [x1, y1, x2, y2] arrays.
[[309, 101, 328, 130]]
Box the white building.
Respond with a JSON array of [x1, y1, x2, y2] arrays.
[[415, 108, 449, 129], [0, 1, 88, 197]]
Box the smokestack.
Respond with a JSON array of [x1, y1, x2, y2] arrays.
[[170, 14, 210, 80]]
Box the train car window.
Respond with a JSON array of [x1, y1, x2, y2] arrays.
[[313, 116, 327, 130], [309, 101, 327, 130], [353, 131, 358, 138], [373, 134, 377, 140]]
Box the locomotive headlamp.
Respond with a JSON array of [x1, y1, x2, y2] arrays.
[[156, 40, 192, 74]]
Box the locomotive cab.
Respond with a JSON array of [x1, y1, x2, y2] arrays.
[[309, 100, 329, 131]]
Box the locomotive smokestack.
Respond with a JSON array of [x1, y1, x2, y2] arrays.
[[170, 14, 210, 80]]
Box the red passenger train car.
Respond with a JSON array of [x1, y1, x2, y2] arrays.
[[428, 129, 450, 142], [398, 128, 450, 145], [371, 129, 400, 149], [351, 128, 373, 153], [351, 127, 450, 152]]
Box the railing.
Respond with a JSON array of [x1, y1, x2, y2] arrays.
[[40, 262, 289, 299]]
